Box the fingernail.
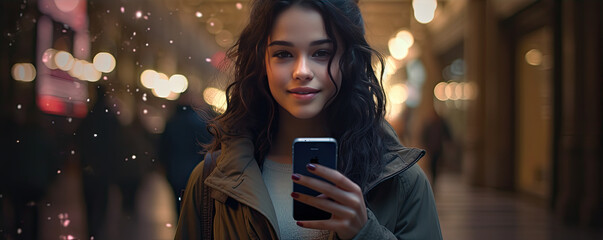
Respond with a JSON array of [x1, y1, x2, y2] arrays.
[[291, 192, 299, 198], [291, 174, 301, 181], [296, 222, 304, 227], [306, 163, 316, 171]]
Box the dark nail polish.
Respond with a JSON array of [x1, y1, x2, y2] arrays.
[[296, 222, 304, 227], [307, 163, 316, 171], [292, 174, 301, 181], [291, 192, 299, 198]]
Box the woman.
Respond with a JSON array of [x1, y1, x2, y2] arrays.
[[175, 0, 442, 239]]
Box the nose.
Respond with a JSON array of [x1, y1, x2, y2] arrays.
[[292, 56, 314, 81]]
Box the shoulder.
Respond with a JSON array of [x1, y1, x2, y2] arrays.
[[395, 164, 431, 196], [186, 151, 221, 192], [188, 160, 206, 186]]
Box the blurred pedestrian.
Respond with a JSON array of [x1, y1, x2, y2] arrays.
[[421, 111, 451, 184], [159, 102, 214, 216]]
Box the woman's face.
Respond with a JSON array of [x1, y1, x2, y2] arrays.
[[265, 6, 342, 119]]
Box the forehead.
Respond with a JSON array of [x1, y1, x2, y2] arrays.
[[269, 6, 327, 43]]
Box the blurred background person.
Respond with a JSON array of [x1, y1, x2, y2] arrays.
[[159, 81, 215, 216], [421, 110, 452, 185]]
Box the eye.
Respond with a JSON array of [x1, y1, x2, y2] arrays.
[[312, 49, 332, 58], [273, 51, 293, 58]]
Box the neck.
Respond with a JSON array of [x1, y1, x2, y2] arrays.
[[267, 108, 330, 164]]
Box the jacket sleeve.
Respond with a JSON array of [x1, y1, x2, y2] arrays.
[[351, 164, 442, 240], [174, 161, 205, 239]]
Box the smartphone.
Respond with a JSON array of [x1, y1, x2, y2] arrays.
[[292, 137, 338, 221]]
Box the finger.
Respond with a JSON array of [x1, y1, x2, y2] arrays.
[[306, 164, 362, 194], [291, 192, 354, 218], [293, 173, 352, 204], [316, 194, 329, 199], [296, 219, 339, 231]]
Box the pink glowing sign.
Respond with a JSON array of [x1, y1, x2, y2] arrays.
[[36, 0, 89, 118]]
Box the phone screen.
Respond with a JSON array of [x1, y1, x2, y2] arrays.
[[292, 138, 337, 220]]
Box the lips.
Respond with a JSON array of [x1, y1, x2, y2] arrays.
[[287, 87, 320, 94], [287, 87, 320, 101]]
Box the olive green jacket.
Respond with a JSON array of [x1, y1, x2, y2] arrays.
[[175, 125, 442, 239]]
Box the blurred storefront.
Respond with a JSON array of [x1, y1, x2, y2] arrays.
[[413, 0, 602, 227]]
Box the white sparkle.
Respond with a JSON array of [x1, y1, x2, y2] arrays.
[[236, 3, 243, 10], [132, 155, 137, 159], [205, 58, 211, 62], [133, 48, 136, 52], [67, 117, 72, 123], [195, 11, 202, 18], [142, 93, 147, 101], [93, 133, 98, 137], [87, 98, 90, 102], [143, 109, 148, 114], [145, 43, 149, 47], [183, 106, 187, 110], [132, 32, 136, 36], [103, 76, 108, 80], [70, 150, 75, 155], [161, 104, 166, 108], [120, 7, 125, 13], [17, 104, 22, 109], [57, 170, 61, 174], [169, 40, 174, 44], [166, 223, 173, 228], [17, 228, 22, 234], [16, 140, 20, 143], [136, 11, 142, 18]]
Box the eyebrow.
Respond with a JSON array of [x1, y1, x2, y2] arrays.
[[268, 39, 333, 47]]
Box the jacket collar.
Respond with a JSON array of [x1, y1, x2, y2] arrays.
[[364, 122, 425, 194], [203, 137, 281, 238]]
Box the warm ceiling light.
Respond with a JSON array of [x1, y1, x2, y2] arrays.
[[168, 74, 189, 93], [413, 0, 437, 24], [55, 51, 75, 71], [12, 63, 36, 82], [42, 48, 58, 69], [93, 52, 116, 73], [140, 69, 158, 89]]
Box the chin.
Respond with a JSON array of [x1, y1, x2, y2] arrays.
[[287, 109, 321, 120]]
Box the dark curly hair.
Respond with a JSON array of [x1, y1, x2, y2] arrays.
[[206, 0, 387, 191]]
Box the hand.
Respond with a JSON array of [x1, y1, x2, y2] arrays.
[[291, 163, 367, 239]]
